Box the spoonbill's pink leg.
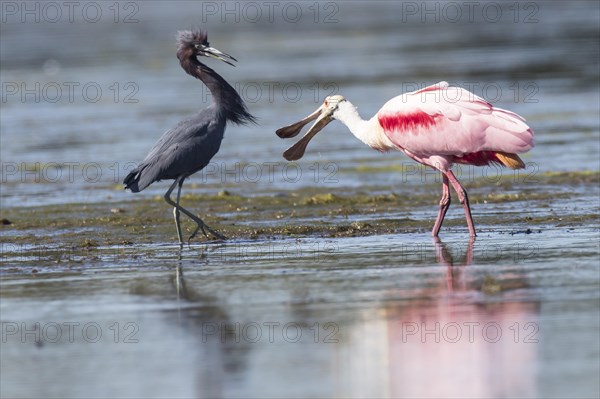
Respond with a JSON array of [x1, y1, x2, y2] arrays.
[[432, 174, 451, 237], [446, 170, 477, 237]]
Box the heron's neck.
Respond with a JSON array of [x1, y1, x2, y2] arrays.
[[179, 56, 255, 125], [336, 102, 392, 151]]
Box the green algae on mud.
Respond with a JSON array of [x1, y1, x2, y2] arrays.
[[1, 171, 598, 255]]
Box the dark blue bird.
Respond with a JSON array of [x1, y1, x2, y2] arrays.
[[124, 29, 255, 245]]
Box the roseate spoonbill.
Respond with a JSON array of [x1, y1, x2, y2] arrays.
[[276, 82, 534, 237], [124, 29, 255, 245]]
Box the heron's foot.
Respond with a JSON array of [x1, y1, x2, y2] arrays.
[[202, 223, 227, 241], [187, 224, 207, 244], [187, 223, 226, 244], [207, 227, 227, 241]]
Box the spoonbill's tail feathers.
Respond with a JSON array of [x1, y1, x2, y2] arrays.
[[495, 152, 525, 169]]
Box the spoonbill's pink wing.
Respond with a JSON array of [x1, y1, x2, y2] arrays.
[[376, 82, 534, 158]]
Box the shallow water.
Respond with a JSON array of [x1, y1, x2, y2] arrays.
[[2, 232, 599, 398], [1, 1, 599, 398]]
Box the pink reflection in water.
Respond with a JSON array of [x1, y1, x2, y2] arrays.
[[335, 239, 539, 398]]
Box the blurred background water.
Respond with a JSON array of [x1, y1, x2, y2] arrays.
[[1, 0, 598, 206], [1, 1, 599, 398]]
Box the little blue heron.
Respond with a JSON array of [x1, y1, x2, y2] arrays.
[[124, 29, 255, 245], [276, 82, 534, 238]]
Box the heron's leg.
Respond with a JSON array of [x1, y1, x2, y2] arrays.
[[164, 178, 184, 246], [164, 180, 207, 239], [446, 170, 477, 237], [432, 174, 451, 237], [163, 179, 226, 242], [174, 179, 185, 245]]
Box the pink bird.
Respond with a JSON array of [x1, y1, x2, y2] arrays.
[[276, 82, 534, 237]]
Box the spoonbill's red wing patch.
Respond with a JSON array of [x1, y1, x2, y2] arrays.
[[452, 151, 501, 166], [378, 111, 439, 133]]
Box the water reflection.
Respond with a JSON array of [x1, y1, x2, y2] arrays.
[[163, 251, 246, 398], [139, 239, 543, 397], [336, 239, 540, 398], [434, 237, 475, 291]]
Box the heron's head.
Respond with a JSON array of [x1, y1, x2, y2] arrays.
[[177, 29, 237, 66], [276, 95, 347, 161]]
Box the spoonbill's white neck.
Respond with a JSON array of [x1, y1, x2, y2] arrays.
[[333, 100, 393, 152]]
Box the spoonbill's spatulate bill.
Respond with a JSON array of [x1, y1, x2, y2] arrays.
[[124, 29, 255, 245], [276, 82, 534, 237]]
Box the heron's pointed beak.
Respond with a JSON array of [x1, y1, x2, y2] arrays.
[[283, 106, 334, 161], [276, 106, 323, 138], [202, 46, 238, 67]]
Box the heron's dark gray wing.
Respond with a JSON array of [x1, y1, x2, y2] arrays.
[[125, 108, 226, 192]]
